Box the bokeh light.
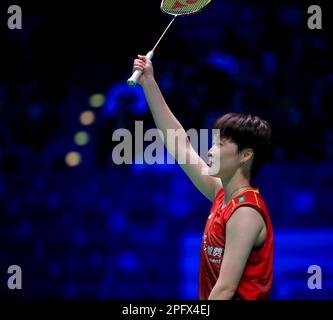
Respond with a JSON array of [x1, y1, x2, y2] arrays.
[[79, 111, 95, 126], [74, 131, 90, 146], [89, 93, 105, 108], [65, 152, 82, 167]]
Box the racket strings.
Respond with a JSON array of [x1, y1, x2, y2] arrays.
[[161, 0, 211, 15]]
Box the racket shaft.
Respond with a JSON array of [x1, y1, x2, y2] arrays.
[[127, 51, 154, 87]]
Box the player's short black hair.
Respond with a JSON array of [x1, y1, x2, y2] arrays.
[[214, 113, 272, 179]]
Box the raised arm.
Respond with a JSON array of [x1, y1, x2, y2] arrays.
[[132, 55, 222, 201]]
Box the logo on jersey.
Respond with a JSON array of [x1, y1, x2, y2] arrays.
[[238, 195, 246, 203], [203, 243, 223, 264]]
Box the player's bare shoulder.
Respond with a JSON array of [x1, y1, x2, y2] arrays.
[[214, 181, 223, 198]]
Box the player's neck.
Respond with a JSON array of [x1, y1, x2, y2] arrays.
[[221, 172, 251, 207]]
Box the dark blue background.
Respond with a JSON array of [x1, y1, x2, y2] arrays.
[[0, 0, 332, 299]]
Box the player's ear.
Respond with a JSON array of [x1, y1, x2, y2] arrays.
[[240, 148, 254, 165]]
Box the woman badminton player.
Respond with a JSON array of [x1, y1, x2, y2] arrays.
[[132, 55, 274, 300]]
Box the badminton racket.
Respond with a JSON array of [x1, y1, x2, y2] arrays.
[[127, 0, 212, 87]]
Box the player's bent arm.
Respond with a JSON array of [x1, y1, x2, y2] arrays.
[[141, 77, 221, 202], [208, 206, 264, 300]]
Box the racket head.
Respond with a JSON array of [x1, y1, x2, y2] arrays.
[[161, 0, 211, 16]]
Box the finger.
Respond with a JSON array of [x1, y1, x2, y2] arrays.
[[134, 59, 145, 65], [138, 55, 147, 61], [133, 68, 143, 73], [133, 61, 145, 68], [133, 63, 145, 70], [133, 64, 144, 71]]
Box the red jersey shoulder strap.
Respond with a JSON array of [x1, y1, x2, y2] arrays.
[[223, 189, 265, 222]]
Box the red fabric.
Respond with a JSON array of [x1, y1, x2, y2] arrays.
[[198, 188, 274, 300]]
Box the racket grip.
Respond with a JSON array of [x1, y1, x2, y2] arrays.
[[127, 51, 154, 87]]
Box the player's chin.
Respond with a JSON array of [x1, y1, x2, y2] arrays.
[[207, 165, 221, 177]]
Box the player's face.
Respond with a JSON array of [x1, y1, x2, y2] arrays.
[[207, 135, 241, 178]]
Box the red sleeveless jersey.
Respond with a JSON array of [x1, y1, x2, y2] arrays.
[[198, 188, 274, 300]]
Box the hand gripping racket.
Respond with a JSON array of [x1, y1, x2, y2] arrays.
[[127, 0, 211, 87]]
